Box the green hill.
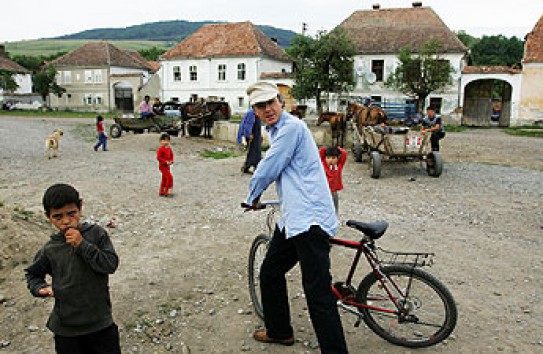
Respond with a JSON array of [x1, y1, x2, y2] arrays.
[[3, 20, 297, 58], [55, 20, 296, 48]]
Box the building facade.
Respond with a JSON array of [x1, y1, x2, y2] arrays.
[[159, 22, 293, 114]]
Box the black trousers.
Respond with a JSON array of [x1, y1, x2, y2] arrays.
[[260, 225, 348, 354], [54, 323, 121, 354], [430, 131, 446, 151]]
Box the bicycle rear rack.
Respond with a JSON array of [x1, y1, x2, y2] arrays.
[[376, 247, 434, 267]]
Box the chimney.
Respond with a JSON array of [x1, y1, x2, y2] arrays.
[[372, 3, 380, 10], [412, 1, 422, 7], [271, 37, 278, 44]]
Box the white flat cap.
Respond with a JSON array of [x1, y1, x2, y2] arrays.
[[247, 82, 279, 106]]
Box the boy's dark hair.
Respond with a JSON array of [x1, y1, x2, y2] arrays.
[[43, 183, 81, 217], [324, 146, 341, 157], [160, 133, 170, 141], [96, 115, 103, 124]]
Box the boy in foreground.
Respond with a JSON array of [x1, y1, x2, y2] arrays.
[[25, 183, 120, 354]]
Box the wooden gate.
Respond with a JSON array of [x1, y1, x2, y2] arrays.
[[462, 79, 511, 127]]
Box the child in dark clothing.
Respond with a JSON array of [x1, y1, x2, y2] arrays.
[[319, 146, 348, 214], [157, 133, 174, 197], [25, 183, 120, 354]]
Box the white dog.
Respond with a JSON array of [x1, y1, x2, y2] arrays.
[[45, 129, 64, 159]]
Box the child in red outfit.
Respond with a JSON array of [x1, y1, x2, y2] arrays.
[[156, 133, 174, 197], [319, 146, 347, 214]]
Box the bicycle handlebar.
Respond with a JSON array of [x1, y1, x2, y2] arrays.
[[241, 201, 280, 211]]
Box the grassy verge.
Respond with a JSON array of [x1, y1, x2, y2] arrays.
[[504, 125, 543, 138], [200, 149, 242, 159], [0, 110, 116, 119]]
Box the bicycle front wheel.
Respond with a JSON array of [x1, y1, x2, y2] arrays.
[[356, 265, 457, 348], [247, 234, 270, 320]]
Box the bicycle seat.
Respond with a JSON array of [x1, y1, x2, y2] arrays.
[[346, 220, 388, 239]]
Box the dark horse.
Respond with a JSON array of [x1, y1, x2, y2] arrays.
[[346, 101, 389, 131], [317, 112, 347, 147], [181, 102, 224, 138]]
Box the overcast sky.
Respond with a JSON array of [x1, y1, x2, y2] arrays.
[[3, 0, 542, 42]]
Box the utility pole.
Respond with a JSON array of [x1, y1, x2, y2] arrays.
[[302, 22, 308, 35]]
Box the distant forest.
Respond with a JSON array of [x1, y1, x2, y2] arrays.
[[55, 20, 297, 48]]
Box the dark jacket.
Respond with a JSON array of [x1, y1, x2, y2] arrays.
[[25, 223, 119, 337]]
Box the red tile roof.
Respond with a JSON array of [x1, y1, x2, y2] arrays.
[[338, 6, 467, 54], [160, 22, 288, 61], [50, 41, 153, 70], [0, 56, 30, 73], [523, 15, 543, 63]]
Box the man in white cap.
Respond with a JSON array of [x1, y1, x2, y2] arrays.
[[244, 81, 348, 353]]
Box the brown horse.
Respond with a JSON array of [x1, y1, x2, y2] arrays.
[[346, 101, 389, 131], [317, 112, 347, 147]]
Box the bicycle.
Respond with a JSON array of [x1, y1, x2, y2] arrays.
[[245, 201, 457, 348]]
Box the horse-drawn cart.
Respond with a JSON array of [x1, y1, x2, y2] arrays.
[[109, 115, 183, 139], [351, 123, 443, 179]]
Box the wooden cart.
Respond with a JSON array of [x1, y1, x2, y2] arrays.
[[351, 123, 443, 178]]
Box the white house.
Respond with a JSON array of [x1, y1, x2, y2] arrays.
[[0, 45, 32, 96], [337, 2, 468, 114], [159, 22, 294, 114]]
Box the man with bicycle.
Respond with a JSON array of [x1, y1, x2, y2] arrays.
[[244, 81, 348, 353]]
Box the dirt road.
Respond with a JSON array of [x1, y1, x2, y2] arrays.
[[0, 116, 542, 353]]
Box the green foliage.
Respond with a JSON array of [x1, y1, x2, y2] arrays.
[[386, 40, 454, 112], [200, 150, 241, 159], [471, 35, 524, 66], [287, 28, 357, 113], [138, 46, 167, 61], [10, 52, 67, 73], [33, 66, 66, 105], [456, 32, 524, 66], [0, 70, 18, 92]]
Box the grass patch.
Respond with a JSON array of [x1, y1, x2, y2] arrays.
[[445, 125, 468, 133], [504, 125, 543, 138], [200, 150, 241, 159], [0, 110, 116, 119]]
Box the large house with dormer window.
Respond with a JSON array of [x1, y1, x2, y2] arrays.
[[159, 22, 294, 114], [337, 2, 468, 114], [47, 41, 154, 112]]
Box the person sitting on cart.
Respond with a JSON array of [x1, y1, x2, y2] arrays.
[[139, 95, 155, 119], [152, 97, 164, 116], [421, 105, 446, 151]]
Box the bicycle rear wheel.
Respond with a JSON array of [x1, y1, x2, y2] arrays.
[[247, 234, 270, 320], [356, 265, 457, 348]]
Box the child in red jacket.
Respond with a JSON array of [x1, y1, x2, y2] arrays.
[[319, 146, 347, 214], [157, 133, 174, 197]]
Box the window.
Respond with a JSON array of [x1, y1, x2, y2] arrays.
[[94, 95, 103, 105], [63, 71, 72, 84], [55, 72, 62, 84], [173, 66, 181, 81], [238, 97, 244, 107], [94, 70, 103, 84], [85, 70, 93, 84], [84, 94, 92, 105], [371, 60, 384, 82], [429, 97, 442, 113], [218, 64, 226, 81], [189, 65, 198, 81], [237, 63, 246, 80]]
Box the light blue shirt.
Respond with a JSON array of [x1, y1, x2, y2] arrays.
[[246, 111, 338, 239]]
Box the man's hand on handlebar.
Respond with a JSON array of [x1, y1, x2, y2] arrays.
[[241, 196, 265, 211]]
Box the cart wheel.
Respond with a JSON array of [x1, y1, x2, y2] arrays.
[[149, 125, 161, 134], [188, 125, 202, 137], [426, 151, 443, 177], [353, 142, 364, 162], [369, 151, 381, 179], [110, 124, 122, 139]]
